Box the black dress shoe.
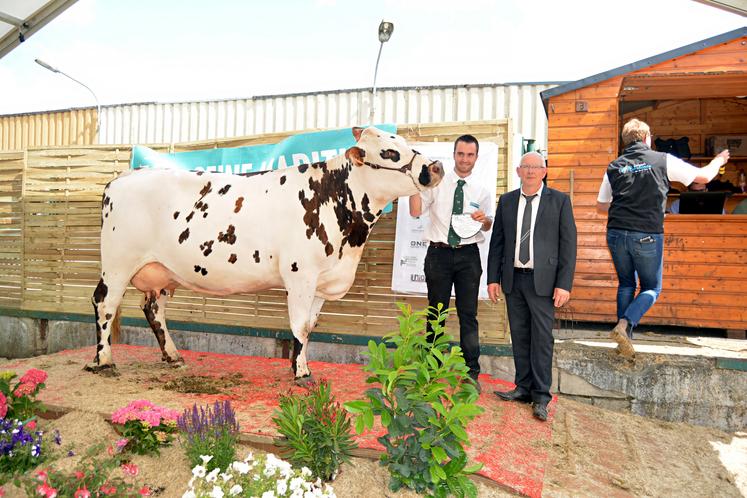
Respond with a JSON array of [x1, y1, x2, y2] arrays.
[[532, 402, 548, 421], [494, 388, 532, 403]]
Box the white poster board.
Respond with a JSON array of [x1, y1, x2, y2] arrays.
[[391, 142, 499, 299]]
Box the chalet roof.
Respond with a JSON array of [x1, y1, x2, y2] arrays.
[[540, 26, 747, 112]]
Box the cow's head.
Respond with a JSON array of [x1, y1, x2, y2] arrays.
[[345, 127, 443, 198]]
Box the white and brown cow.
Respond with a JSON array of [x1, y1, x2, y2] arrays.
[[89, 126, 443, 382]]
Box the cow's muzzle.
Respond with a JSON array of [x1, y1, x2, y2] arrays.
[[419, 161, 444, 187]]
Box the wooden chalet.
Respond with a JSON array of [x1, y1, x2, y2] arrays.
[[541, 27, 747, 335]]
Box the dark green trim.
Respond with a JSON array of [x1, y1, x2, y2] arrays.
[[0, 307, 514, 356], [716, 357, 747, 372]]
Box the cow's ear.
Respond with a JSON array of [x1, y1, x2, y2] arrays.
[[345, 146, 365, 166], [352, 127, 364, 142]]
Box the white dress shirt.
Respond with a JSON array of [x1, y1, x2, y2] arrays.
[[419, 170, 493, 245], [597, 154, 700, 203], [513, 183, 544, 269]]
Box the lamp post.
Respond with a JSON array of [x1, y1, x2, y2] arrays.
[[369, 20, 394, 125], [35, 58, 100, 141]]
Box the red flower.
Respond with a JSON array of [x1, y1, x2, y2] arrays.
[[14, 381, 36, 397], [0, 392, 7, 419], [0, 485, 5, 497], [35, 470, 48, 482], [36, 483, 57, 498], [99, 485, 117, 496], [138, 486, 151, 496], [26, 420, 37, 430], [20, 368, 48, 385], [73, 487, 91, 498], [74, 471, 85, 480], [121, 463, 139, 477]]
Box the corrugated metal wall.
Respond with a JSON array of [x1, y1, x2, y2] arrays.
[[0, 108, 97, 150], [1, 83, 559, 151], [99, 83, 557, 147]]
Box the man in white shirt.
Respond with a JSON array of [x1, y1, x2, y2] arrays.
[[596, 119, 729, 357], [409, 135, 493, 393]]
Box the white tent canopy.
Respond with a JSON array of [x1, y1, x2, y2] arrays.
[[0, 0, 78, 60]]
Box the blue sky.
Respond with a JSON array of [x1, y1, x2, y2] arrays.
[[0, 0, 744, 115]]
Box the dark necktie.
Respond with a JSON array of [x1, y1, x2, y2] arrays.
[[447, 179, 466, 247], [519, 194, 537, 264]]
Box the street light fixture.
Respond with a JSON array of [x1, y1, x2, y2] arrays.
[[35, 58, 101, 141], [369, 20, 394, 125]]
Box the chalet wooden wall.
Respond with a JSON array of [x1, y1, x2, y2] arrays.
[[0, 121, 512, 344], [545, 35, 747, 331]]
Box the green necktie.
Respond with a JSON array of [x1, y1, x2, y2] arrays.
[[447, 179, 466, 247]]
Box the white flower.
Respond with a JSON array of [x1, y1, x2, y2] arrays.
[[209, 485, 224, 498], [276, 479, 288, 494], [228, 485, 242, 496], [290, 490, 304, 498], [300, 467, 312, 477], [243, 451, 254, 462], [182, 491, 196, 498], [206, 468, 221, 483], [220, 472, 232, 483], [200, 455, 214, 465], [261, 491, 276, 498], [290, 477, 305, 491], [232, 461, 250, 475], [192, 465, 207, 478]]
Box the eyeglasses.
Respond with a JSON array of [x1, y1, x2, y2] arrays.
[[519, 165, 546, 170]]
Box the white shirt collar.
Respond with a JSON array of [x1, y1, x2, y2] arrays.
[[520, 182, 544, 198]]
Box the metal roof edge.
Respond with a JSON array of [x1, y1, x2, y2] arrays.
[[540, 26, 747, 113], [0, 81, 568, 118]]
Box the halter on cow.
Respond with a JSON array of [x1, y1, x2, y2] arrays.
[[88, 126, 444, 382]]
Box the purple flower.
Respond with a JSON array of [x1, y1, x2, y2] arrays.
[[53, 429, 62, 445]]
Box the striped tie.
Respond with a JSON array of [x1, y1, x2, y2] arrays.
[[519, 194, 536, 264]]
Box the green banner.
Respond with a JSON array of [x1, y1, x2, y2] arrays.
[[129, 124, 397, 174]]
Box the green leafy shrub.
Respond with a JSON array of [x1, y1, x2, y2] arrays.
[[272, 379, 356, 481], [177, 400, 239, 474], [345, 303, 484, 498]]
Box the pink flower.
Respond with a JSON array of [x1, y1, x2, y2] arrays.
[[0, 485, 5, 497], [74, 471, 85, 480], [138, 486, 151, 496], [0, 392, 7, 419], [36, 483, 57, 498], [99, 485, 117, 496], [35, 470, 48, 482], [115, 438, 129, 449], [20, 368, 47, 385], [121, 463, 139, 477], [14, 381, 36, 397], [73, 488, 90, 498], [26, 420, 37, 430]]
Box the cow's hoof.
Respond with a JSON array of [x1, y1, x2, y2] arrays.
[[163, 356, 185, 367], [294, 374, 314, 387], [83, 363, 120, 377]]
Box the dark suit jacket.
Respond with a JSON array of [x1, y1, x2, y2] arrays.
[[487, 187, 577, 296]]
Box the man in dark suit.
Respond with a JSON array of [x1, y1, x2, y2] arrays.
[[487, 152, 577, 421]]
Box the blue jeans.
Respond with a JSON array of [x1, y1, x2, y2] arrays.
[[606, 229, 663, 336]]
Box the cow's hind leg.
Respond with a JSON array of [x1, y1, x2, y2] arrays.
[[142, 290, 183, 365], [85, 276, 127, 376], [288, 294, 325, 385]]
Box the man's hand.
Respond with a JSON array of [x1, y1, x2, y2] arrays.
[[471, 210, 492, 230], [488, 283, 502, 303], [553, 288, 570, 308]]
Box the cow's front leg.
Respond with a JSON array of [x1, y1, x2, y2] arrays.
[[142, 290, 183, 365], [85, 276, 126, 377], [287, 292, 325, 385]]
